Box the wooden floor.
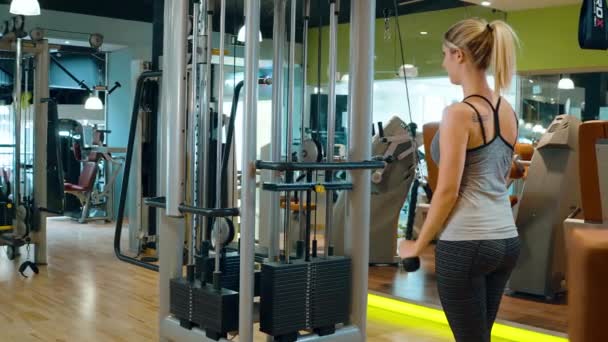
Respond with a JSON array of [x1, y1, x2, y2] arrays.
[[0, 218, 461, 342], [369, 246, 568, 334]]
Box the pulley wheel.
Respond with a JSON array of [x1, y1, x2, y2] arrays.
[[211, 217, 235, 249], [300, 139, 323, 163]]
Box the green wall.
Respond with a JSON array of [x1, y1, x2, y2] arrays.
[[307, 4, 608, 84], [509, 5, 608, 73], [307, 6, 503, 84]]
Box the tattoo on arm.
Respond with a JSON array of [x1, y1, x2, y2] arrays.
[[472, 114, 489, 123]]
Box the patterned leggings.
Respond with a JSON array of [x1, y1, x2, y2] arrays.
[[435, 238, 521, 342]]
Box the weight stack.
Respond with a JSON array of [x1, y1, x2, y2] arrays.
[[260, 261, 309, 341], [170, 278, 201, 329], [199, 252, 240, 291], [197, 253, 263, 296], [0, 202, 13, 227], [260, 257, 351, 341], [192, 284, 239, 341], [310, 256, 351, 335]]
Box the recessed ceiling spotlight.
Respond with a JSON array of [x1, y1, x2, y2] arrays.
[[420, 31, 428, 35], [64, 40, 70, 44], [481, 1, 491, 6]]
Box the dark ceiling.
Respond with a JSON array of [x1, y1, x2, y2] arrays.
[[0, 0, 155, 22], [1, 0, 471, 38]]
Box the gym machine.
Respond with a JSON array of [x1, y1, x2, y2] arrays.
[[137, 0, 380, 341], [509, 115, 582, 300], [332, 117, 417, 265], [0, 36, 63, 274], [564, 120, 608, 229], [59, 120, 125, 223]]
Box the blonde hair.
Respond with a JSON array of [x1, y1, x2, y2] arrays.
[[444, 18, 519, 94]]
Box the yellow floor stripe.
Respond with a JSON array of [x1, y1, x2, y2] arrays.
[[0, 225, 12, 231], [368, 294, 568, 342]]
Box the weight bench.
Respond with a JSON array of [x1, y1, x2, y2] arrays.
[[563, 120, 608, 342], [64, 161, 98, 223]]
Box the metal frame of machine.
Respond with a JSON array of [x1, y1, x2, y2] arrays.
[[0, 37, 53, 267], [149, 1, 378, 341]]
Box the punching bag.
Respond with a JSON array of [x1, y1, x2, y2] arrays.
[[579, 0, 608, 50]]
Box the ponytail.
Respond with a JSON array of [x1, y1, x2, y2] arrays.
[[444, 18, 520, 94], [489, 20, 519, 94]]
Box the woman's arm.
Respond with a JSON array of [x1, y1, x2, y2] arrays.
[[412, 105, 470, 254]]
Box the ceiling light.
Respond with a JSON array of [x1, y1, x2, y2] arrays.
[[558, 76, 575, 90], [85, 93, 103, 110], [481, 1, 491, 7], [532, 124, 545, 133], [237, 25, 263, 43], [420, 31, 428, 35], [64, 40, 70, 45], [529, 79, 534, 83], [10, 0, 41, 16]]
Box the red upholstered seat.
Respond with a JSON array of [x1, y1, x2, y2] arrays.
[[64, 183, 85, 191], [64, 162, 98, 193]]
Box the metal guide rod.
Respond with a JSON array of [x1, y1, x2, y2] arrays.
[[24, 59, 29, 199], [239, 0, 260, 339], [13, 38, 22, 207], [299, 0, 311, 246], [187, 1, 201, 266], [283, 0, 297, 264], [325, 0, 339, 257], [270, 0, 286, 262], [164, 0, 188, 217], [214, 0, 227, 281], [200, 0, 214, 242], [346, 0, 375, 336]]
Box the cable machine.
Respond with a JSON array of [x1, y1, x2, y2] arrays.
[[0, 35, 63, 276], [114, 1, 380, 341]]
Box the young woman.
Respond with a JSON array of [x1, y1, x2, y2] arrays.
[[399, 18, 521, 342]]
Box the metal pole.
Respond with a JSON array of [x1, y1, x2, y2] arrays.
[[269, 0, 286, 262], [13, 38, 22, 208], [200, 0, 214, 243], [298, 0, 310, 248], [213, 0, 227, 283], [33, 40, 50, 265], [163, 0, 188, 217], [346, 0, 375, 335], [240, 0, 260, 339], [24, 59, 29, 200], [283, 0, 297, 264], [159, 0, 188, 332], [188, 1, 201, 265], [104, 52, 112, 219], [325, 0, 339, 257]]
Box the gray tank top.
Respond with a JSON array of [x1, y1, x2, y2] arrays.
[[431, 95, 518, 241]]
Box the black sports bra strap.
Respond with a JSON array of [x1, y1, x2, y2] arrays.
[[494, 97, 503, 135], [463, 94, 497, 112], [462, 101, 488, 144]]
